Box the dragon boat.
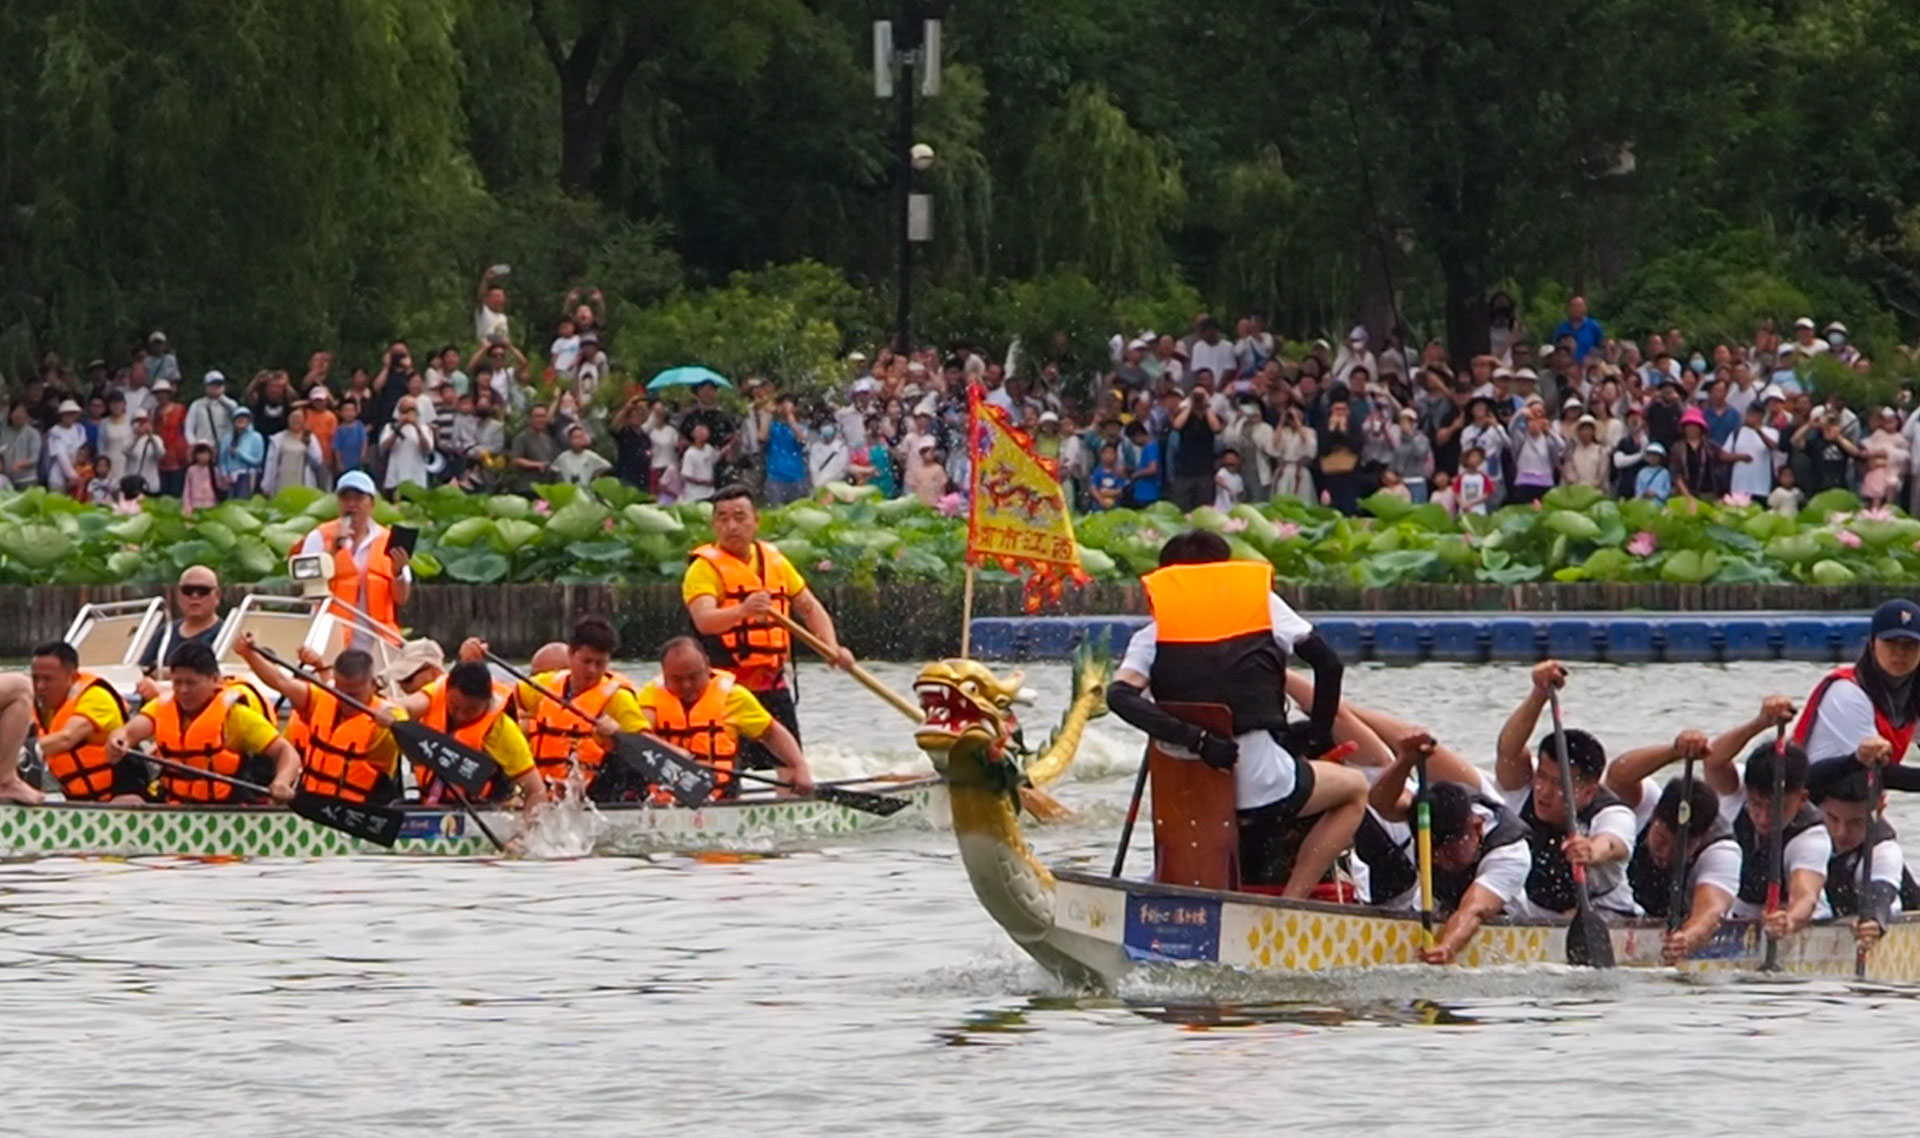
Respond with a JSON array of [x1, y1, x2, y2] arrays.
[[0, 776, 948, 859], [913, 658, 1920, 987]]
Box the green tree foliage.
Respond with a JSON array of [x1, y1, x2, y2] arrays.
[[8, 0, 1920, 379]]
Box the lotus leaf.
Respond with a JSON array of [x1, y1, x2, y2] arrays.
[[107, 513, 154, 543], [488, 519, 543, 553], [440, 517, 494, 548], [5, 524, 71, 569], [486, 495, 533, 520], [545, 500, 611, 542], [1544, 511, 1602, 541], [623, 504, 686, 534], [1811, 559, 1857, 586], [445, 551, 512, 584]]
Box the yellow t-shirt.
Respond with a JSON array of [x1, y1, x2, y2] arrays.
[[634, 679, 773, 741], [515, 674, 649, 734], [481, 714, 536, 779], [70, 686, 128, 735]]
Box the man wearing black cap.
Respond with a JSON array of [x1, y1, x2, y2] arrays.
[[1415, 773, 1535, 965], [1807, 752, 1918, 954], [1796, 598, 1920, 764]]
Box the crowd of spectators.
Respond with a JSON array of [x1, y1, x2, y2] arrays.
[[6, 281, 1915, 525]]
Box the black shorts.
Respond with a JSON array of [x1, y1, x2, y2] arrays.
[[1235, 754, 1317, 887], [741, 686, 800, 771]]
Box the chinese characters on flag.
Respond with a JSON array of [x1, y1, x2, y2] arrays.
[[967, 386, 1085, 611]]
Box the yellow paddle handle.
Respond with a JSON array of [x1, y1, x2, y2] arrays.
[[1417, 804, 1436, 950], [769, 610, 923, 723]]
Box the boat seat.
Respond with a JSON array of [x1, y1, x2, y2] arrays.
[[1148, 702, 1238, 891]]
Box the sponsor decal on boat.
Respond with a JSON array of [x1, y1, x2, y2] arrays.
[[1124, 893, 1221, 963]]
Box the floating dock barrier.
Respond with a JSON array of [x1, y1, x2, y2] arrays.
[[966, 612, 1872, 665]]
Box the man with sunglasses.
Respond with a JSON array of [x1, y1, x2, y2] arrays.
[[137, 566, 226, 674]]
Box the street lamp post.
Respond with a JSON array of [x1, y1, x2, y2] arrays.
[[876, 5, 940, 356]]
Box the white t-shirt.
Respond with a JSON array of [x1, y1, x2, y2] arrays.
[[1726, 425, 1776, 497], [1188, 339, 1239, 384], [1119, 594, 1314, 811], [1213, 468, 1244, 511], [680, 444, 718, 501], [1465, 804, 1535, 911], [647, 424, 681, 472], [549, 335, 582, 376], [1718, 787, 1833, 919], [475, 305, 509, 345], [1800, 677, 1891, 763]]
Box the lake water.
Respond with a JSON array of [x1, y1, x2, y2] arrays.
[[1, 660, 1910, 1137]]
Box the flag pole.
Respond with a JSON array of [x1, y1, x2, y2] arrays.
[[960, 562, 976, 658]]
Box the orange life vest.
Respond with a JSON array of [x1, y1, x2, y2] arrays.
[[414, 676, 513, 801], [149, 690, 250, 804], [645, 669, 742, 801], [526, 670, 633, 790], [692, 541, 796, 691], [291, 687, 395, 805], [308, 519, 402, 629], [35, 672, 129, 801], [1140, 560, 1291, 736]]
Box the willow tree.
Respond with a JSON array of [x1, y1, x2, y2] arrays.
[[1025, 85, 1185, 294]]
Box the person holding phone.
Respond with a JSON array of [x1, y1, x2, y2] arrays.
[[293, 470, 411, 647]]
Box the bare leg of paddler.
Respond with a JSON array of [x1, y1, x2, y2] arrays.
[[1281, 761, 1367, 898], [0, 673, 44, 804]]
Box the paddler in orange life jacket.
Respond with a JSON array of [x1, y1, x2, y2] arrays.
[[234, 634, 401, 806], [293, 469, 411, 651], [683, 484, 854, 759], [458, 618, 648, 798], [1797, 598, 1920, 767], [633, 637, 813, 799], [1106, 530, 1369, 899], [381, 660, 547, 808], [107, 641, 302, 805], [28, 641, 145, 803]]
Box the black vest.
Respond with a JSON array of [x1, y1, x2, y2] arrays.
[[1147, 636, 1290, 736], [1823, 819, 1920, 917], [1520, 786, 1625, 914], [1627, 822, 1735, 920], [1432, 796, 1531, 912], [1733, 803, 1823, 906], [1355, 810, 1418, 904]]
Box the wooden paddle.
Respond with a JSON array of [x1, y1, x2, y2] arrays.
[[1762, 723, 1787, 972], [250, 645, 507, 853], [1548, 690, 1616, 969], [1667, 756, 1696, 939], [768, 610, 922, 721], [769, 608, 1072, 821], [1415, 747, 1435, 951], [1857, 759, 1884, 980], [1110, 748, 1152, 878], [134, 750, 403, 847]]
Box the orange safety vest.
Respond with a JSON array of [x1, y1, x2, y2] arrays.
[[307, 519, 402, 629], [149, 691, 251, 804], [291, 686, 395, 805], [414, 676, 513, 801], [35, 672, 129, 801], [1140, 560, 1291, 736], [526, 670, 633, 790], [645, 669, 743, 801], [691, 541, 796, 691]]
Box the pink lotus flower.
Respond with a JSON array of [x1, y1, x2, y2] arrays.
[[1860, 506, 1896, 522], [1627, 531, 1657, 557], [1222, 517, 1248, 534], [815, 559, 836, 572], [1140, 527, 1164, 544], [1274, 522, 1301, 541], [534, 500, 552, 516], [602, 518, 616, 533], [1836, 529, 1863, 549], [1722, 492, 1753, 508], [937, 492, 965, 518], [1532, 499, 1543, 511]]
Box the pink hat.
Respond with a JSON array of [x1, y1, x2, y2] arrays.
[[1679, 405, 1708, 431]]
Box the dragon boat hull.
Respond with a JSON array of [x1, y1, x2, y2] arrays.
[[0, 778, 945, 859], [1032, 870, 1920, 987]]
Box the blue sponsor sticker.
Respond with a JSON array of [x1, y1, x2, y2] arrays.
[[398, 811, 468, 841], [1124, 893, 1222, 962]]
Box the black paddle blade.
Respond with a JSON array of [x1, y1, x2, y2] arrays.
[[814, 783, 909, 817], [612, 733, 717, 809], [394, 721, 501, 797], [1565, 905, 1617, 969], [290, 791, 405, 848]]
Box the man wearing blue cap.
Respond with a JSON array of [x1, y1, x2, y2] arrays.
[[293, 470, 411, 645], [1795, 598, 1920, 764]]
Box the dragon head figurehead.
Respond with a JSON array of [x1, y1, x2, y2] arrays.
[[914, 659, 1025, 779]]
